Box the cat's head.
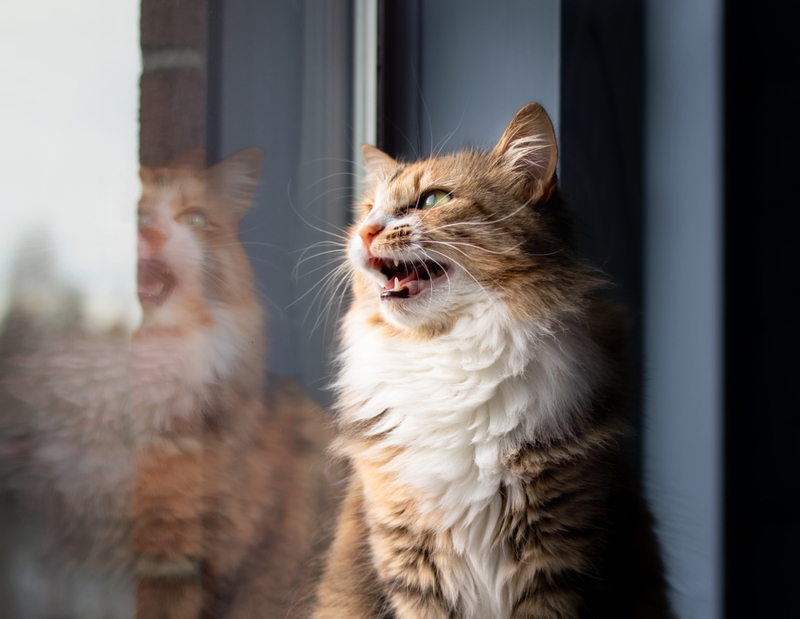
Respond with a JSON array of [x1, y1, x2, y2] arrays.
[[136, 148, 263, 333], [349, 103, 594, 336]]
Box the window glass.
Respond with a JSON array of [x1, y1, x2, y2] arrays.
[[0, 2, 353, 616]]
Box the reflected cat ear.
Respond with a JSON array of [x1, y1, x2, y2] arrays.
[[361, 145, 397, 178], [208, 147, 264, 221], [492, 103, 558, 204]]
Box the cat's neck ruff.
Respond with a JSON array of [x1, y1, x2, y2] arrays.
[[130, 304, 259, 432], [339, 296, 602, 530], [339, 296, 602, 619]]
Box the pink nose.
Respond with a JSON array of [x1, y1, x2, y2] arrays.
[[358, 223, 381, 253], [138, 226, 166, 260]]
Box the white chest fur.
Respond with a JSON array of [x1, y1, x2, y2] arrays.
[[338, 300, 603, 618]]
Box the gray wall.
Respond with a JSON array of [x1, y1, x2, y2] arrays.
[[381, 0, 560, 160], [417, 0, 561, 154], [643, 1, 723, 618]]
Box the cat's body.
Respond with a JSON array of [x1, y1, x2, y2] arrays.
[[0, 150, 334, 619], [313, 104, 672, 619]]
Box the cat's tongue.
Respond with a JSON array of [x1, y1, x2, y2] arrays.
[[137, 259, 176, 305]]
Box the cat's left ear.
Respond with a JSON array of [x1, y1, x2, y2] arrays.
[[361, 145, 398, 178], [208, 147, 264, 221], [492, 103, 558, 204]]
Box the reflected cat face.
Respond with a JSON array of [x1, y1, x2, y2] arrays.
[[136, 149, 263, 332]]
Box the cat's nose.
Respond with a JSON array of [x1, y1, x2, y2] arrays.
[[358, 223, 382, 253], [138, 226, 167, 256]]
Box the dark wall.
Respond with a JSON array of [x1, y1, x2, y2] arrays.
[[724, 1, 800, 616], [560, 0, 645, 463]]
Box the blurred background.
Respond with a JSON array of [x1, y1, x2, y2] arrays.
[[0, 0, 797, 617]]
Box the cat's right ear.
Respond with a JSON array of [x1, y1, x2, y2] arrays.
[[492, 103, 558, 204], [208, 147, 264, 222], [361, 145, 397, 178]]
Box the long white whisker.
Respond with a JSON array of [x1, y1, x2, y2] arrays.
[[309, 269, 352, 339], [420, 239, 524, 256], [424, 201, 532, 234], [422, 247, 495, 304], [298, 255, 349, 279], [295, 248, 347, 271], [287, 179, 352, 241], [287, 261, 351, 310]]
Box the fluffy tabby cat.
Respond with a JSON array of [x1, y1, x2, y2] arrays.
[[313, 104, 672, 619], [0, 150, 334, 619]]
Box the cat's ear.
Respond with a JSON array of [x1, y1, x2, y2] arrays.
[[207, 147, 264, 221], [492, 103, 558, 204], [361, 145, 397, 178]]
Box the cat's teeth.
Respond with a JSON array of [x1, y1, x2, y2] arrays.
[[393, 277, 402, 292]]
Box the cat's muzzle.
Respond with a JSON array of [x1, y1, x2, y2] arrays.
[[137, 259, 177, 306], [373, 258, 448, 300]]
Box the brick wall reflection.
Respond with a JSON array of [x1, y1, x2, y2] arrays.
[[139, 0, 207, 166]]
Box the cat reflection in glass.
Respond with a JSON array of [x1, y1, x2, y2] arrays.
[[0, 149, 333, 619]]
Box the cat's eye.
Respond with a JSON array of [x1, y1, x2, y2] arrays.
[[176, 210, 208, 228], [137, 212, 154, 229], [420, 190, 452, 210]]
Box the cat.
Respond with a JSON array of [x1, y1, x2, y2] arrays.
[[312, 103, 673, 619], [0, 149, 335, 619]]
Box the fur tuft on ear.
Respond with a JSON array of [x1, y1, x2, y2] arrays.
[[361, 144, 398, 179], [207, 147, 263, 221], [492, 103, 558, 204]]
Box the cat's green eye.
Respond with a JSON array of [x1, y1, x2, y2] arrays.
[[177, 210, 208, 228], [420, 190, 452, 210]]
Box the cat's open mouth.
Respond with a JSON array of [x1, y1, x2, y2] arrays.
[[371, 258, 449, 299], [137, 259, 177, 306]]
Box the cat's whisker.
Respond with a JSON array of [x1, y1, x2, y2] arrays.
[[295, 248, 348, 271], [287, 260, 350, 311], [299, 170, 365, 193], [297, 254, 348, 280], [424, 201, 532, 234], [292, 239, 347, 281], [205, 240, 287, 251], [422, 247, 495, 304], [420, 238, 525, 256], [408, 62, 434, 158], [296, 266, 345, 332], [304, 262, 352, 337], [416, 253, 448, 321], [297, 155, 367, 173], [309, 271, 351, 341], [292, 240, 347, 252], [300, 186, 362, 213], [286, 180, 353, 241], [432, 104, 468, 159]]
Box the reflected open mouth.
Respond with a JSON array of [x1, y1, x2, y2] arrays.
[[137, 259, 177, 306], [369, 257, 449, 300]]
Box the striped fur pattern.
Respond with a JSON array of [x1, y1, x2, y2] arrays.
[[313, 104, 672, 619]]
